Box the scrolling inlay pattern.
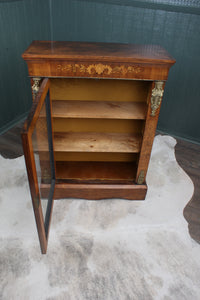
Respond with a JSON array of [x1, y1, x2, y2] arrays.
[[150, 81, 164, 117], [56, 63, 144, 76]]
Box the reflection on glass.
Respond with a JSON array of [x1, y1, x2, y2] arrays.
[[31, 97, 53, 228]]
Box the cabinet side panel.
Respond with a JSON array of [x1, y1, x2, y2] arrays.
[[136, 81, 165, 183]]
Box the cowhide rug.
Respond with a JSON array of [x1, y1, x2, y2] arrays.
[[0, 135, 199, 300]]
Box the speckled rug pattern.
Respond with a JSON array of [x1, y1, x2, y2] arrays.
[[0, 135, 199, 300]]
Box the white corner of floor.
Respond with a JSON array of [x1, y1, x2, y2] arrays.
[[0, 135, 199, 300]]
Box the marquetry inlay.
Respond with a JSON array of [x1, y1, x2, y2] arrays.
[[56, 63, 144, 76]]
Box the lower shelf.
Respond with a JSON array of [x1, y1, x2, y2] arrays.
[[41, 182, 147, 200], [55, 161, 137, 183]]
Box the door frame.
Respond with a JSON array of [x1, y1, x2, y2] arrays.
[[21, 78, 55, 254]]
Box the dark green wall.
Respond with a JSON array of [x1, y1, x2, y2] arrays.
[[0, 0, 50, 133], [0, 0, 200, 143]]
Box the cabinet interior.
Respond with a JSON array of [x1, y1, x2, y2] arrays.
[[40, 78, 152, 183]]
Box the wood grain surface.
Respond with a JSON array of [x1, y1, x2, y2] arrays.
[[41, 182, 147, 200], [22, 42, 175, 80], [50, 100, 147, 120], [22, 41, 175, 64], [52, 132, 142, 153]]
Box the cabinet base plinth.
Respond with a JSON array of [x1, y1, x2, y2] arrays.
[[41, 182, 147, 200]]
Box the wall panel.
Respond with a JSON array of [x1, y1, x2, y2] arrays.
[[0, 0, 50, 133]]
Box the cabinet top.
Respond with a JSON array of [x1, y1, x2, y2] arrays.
[[22, 40, 175, 65]]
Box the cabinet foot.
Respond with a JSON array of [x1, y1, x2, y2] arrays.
[[41, 182, 147, 200]]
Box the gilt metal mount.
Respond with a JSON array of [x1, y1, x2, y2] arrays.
[[32, 77, 41, 100], [150, 81, 164, 117]]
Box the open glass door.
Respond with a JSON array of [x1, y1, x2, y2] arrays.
[[21, 78, 55, 254]]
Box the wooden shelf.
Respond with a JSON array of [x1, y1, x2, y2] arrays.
[[55, 161, 137, 183], [52, 132, 141, 153], [51, 100, 147, 120]]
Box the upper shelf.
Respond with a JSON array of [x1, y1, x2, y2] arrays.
[[51, 100, 147, 120]]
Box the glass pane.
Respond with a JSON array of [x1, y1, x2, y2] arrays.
[[31, 94, 54, 235]]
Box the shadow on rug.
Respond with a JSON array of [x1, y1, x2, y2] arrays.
[[0, 135, 199, 300]]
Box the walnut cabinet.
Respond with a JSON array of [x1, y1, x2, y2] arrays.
[[21, 41, 175, 253]]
